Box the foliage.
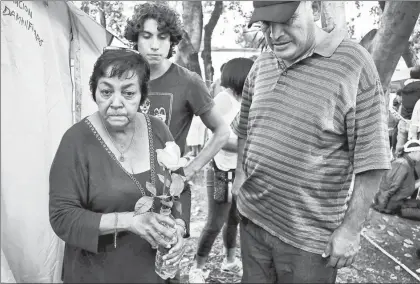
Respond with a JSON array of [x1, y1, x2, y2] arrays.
[[369, 2, 383, 27], [79, 1, 126, 38], [409, 16, 420, 57]]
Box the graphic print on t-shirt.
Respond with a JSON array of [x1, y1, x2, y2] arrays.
[[139, 92, 173, 126]]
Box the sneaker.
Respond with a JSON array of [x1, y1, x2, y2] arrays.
[[188, 267, 206, 283], [221, 258, 243, 276]]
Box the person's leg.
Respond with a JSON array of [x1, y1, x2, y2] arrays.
[[396, 120, 408, 154], [392, 125, 398, 150], [195, 165, 231, 268], [395, 120, 408, 153], [222, 197, 240, 262], [271, 238, 337, 284], [240, 218, 276, 283]]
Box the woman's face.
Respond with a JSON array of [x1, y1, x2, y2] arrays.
[[95, 68, 142, 130]]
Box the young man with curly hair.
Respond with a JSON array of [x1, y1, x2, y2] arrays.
[[124, 3, 230, 283], [125, 3, 229, 180]]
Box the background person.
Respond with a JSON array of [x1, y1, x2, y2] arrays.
[[189, 58, 254, 283], [210, 63, 226, 99], [373, 140, 420, 219], [395, 65, 420, 154]]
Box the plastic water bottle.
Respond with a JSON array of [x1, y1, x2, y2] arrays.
[[155, 206, 178, 279]]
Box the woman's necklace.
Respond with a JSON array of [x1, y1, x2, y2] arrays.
[[101, 117, 136, 162]]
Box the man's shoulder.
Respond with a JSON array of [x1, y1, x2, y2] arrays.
[[248, 52, 277, 76], [335, 39, 374, 64], [253, 51, 276, 65], [335, 39, 380, 85]]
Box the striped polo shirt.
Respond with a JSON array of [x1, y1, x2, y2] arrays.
[[232, 29, 391, 254]]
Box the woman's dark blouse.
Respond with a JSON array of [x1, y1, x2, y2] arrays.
[[49, 115, 191, 283]]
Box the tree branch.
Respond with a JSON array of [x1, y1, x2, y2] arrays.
[[370, 1, 420, 90], [201, 1, 223, 87]]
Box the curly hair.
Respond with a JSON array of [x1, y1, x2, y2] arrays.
[[124, 2, 183, 59]]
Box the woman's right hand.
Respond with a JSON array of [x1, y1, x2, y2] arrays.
[[129, 212, 177, 248]]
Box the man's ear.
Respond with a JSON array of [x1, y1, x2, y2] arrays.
[[312, 1, 322, 22]]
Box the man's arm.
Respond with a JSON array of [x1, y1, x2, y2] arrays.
[[183, 106, 230, 180], [323, 170, 385, 269], [325, 51, 391, 269], [342, 170, 385, 232], [232, 137, 246, 197]]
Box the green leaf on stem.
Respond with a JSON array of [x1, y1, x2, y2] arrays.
[[134, 196, 154, 215], [170, 173, 185, 197], [145, 181, 157, 196]]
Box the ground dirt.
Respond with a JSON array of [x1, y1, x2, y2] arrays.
[[177, 167, 420, 283]]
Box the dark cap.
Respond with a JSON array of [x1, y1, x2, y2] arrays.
[[248, 1, 300, 28]]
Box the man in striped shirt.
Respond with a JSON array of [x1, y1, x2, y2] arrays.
[[231, 1, 391, 283]]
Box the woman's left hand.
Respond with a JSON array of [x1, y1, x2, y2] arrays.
[[162, 225, 186, 265]]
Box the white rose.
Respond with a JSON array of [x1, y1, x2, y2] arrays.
[[156, 141, 188, 171]]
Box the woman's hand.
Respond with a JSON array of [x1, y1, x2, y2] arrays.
[[129, 212, 176, 248], [162, 225, 186, 265]]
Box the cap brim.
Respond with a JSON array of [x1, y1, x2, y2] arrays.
[[248, 2, 300, 28]]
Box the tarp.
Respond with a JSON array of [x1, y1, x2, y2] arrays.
[[67, 2, 115, 120], [1, 1, 116, 282]]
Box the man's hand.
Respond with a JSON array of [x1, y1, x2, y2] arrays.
[[322, 225, 361, 269], [232, 171, 246, 197]]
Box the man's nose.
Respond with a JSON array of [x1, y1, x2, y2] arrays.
[[270, 23, 286, 41]]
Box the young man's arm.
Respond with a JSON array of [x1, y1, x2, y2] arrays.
[[184, 107, 230, 180]]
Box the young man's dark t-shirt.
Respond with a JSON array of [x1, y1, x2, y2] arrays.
[[138, 63, 214, 154]]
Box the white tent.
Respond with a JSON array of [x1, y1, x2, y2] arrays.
[[1, 1, 123, 282]]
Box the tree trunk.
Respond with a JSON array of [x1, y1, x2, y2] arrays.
[[372, 1, 419, 68], [174, 31, 202, 76], [321, 2, 347, 34], [81, 2, 90, 14], [201, 1, 223, 88], [98, 1, 106, 28], [182, 2, 203, 51], [174, 2, 203, 76], [369, 1, 420, 94], [402, 43, 419, 68]]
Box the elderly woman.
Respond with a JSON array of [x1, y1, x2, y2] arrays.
[[49, 49, 189, 283]]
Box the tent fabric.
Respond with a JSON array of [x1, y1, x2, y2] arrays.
[[66, 2, 116, 121], [1, 1, 117, 282], [1, 1, 72, 282], [1, 249, 16, 283]]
